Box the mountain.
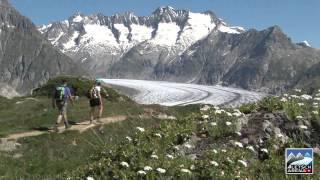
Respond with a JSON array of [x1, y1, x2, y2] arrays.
[[39, 6, 243, 76], [39, 6, 320, 94], [0, 0, 85, 97]]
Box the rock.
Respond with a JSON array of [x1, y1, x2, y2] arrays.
[[263, 113, 275, 119], [262, 120, 272, 132], [241, 138, 249, 145]]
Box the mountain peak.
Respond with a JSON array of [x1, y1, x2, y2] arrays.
[[153, 6, 177, 15]]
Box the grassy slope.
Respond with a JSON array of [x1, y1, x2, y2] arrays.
[[0, 76, 199, 179]]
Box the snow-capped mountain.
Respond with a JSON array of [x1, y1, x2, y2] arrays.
[[39, 6, 244, 75], [39, 6, 320, 94]]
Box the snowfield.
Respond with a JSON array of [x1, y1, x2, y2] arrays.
[[101, 79, 266, 107]]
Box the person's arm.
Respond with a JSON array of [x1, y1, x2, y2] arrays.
[[67, 87, 74, 105]]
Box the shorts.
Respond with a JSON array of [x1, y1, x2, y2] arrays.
[[90, 98, 101, 107], [56, 101, 67, 115]]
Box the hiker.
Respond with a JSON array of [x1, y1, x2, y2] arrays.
[[52, 79, 74, 132], [89, 80, 104, 124]]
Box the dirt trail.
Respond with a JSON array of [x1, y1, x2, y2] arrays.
[[5, 115, 127, 140]]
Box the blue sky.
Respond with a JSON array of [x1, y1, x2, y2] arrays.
[[10, 0, 320, 47]]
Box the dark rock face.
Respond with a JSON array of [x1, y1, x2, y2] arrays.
[[164, 26, 320, 94], [0, 0, 85, 96]]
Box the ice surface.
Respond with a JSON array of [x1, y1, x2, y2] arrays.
[[101, 79, 265, 107]]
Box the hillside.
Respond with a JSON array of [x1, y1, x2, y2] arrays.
[[0, 77, 319, 179]]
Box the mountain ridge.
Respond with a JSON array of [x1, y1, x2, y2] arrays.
[[39, 6, 320, 94]]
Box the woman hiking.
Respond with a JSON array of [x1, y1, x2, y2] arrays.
[[89, 80, 104, 124]]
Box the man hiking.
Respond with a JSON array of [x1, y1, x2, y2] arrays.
[[52, 79, 74, 132], [89, 80, 104, 124]]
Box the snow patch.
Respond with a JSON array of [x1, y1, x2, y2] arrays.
[[73, 15, 83, 23], [81, 24, 118, 46], [63, 31, 79, 50], [219, 25, 242, 34], [177, 12, 216, 49], [130, 24, 153, 43], [150, 22, 180, 46]]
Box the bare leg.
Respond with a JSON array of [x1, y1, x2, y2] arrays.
[[97, 105, 103, 123], [90, 107, 95, 124], [63, 113, 70, 129]]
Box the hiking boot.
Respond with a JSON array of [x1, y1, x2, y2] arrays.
[[96, 119, 102, 124], [65, 124, 71, 130], [53, 126, 59, 133]]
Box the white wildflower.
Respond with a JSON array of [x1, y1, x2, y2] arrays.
[[202, 114, 209, 119], [234, 141, 243, 148], [221, 171, 225, 176], [151, 154, 159, 159], [299, 125, 308, 129], [144, 166, 153, 171], [125, 136, 132, 142], [210, 160, 219, 166], [232, 112, 243, 117], [137, 170, 146, 175], [184, 143, 192, 149], [226, 157, 233, 163], [226, 121, 232, 126], [312, 111, 319, 115], [213, 106, 220, 110], [120, 161, 129, 168], [226, 112, 233, 117], [261, 148, 268, 153], [297, 103, 304, 106], [212, 149, 218, 154], [283, 94, 288, 97], [156, 168, 166, 174], [246, 146, 255, 152], [296, 115, 303, 119], [301, 94, 312, 100], [314, 97, 320, 101], [155, 133, 162, 138], [238, 160, 248, 167], [166, 154, 174, 159], [174, 146, 180, 150], [136, 127, 145, 132], [215, 109, 222, 114], [86, 177, 94, 180], [290, 95, 299, 99], [210, 122, 217, 126], [190, 164, 195, 170], [236, 132, 242, 136], [200, 105, 211, 111], [313, 102, 318, 106], [280, 97, 287, 102], [180, 169, 192, 174], [221, 149, 227, 153], [295, 89, 302, 92]]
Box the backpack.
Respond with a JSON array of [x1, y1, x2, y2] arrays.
[[85, 89, 92, 99], [54, 86, 65, 102], [86, 86, 100, 99]]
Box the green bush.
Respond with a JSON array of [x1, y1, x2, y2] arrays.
[[239, 102, 257, 114], [258, 96, 283, 112], [32, 76, 132, 102]]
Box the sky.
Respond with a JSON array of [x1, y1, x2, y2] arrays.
[[10, 0, 320, 48]]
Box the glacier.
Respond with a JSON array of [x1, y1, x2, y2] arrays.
[[101, 79, 265, 107]]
